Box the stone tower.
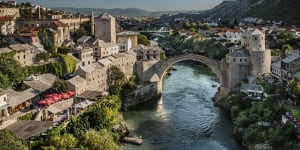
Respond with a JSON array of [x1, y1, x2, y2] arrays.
[[95, 13, 116, 43], [243, 29, 271, 77], [223, 28, 271, 91], [91, 10, 95, 36]]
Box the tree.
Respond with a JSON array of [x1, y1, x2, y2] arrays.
[[85, 98, 120, 129], [0, 73, 11, 89], [190, 22, 197, 28], [57, 46, 72, 54], [81, 21, 92, 35], [82, 129, 122, 150], [72, 28, 87, 42], [0, 53, 28, 89], [66, 117, 90, 137], [61, 55, 76, 75], [0, 129, 29, 150], [39, 29, 55, 53], [200, 24, 209, 30], [53, 79, 68, 93], [138, 34, 150, 46], [183, 22, 191, 30], [51, 133, 78, 150], [287, 78, 300, 96], [109, 66, 126, 95], [36, 52, 50, 62], [189, 28, 196, 32], [230, 105, 240, 118]]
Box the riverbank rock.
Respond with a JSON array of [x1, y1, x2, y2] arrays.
[[113, 122, 129, 138], [232, 126, 243, 143], [122, 136, 143, 145]]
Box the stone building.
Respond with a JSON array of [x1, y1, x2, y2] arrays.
[[0, 88, 38, 129], [73, 63, 108, 91], [23, 73, 57, 94], [271, 54, 300, 81], [93, 39, 119, 60], [67, 75, 88, 96], [5, 44, 46, 66], [117, 31, 139, 48], [17, 32, 40, 44], [54, 13, 90, 32], [135, 45, 164, 61], [117, 37, 132, 52], [76, 47, 95, 68], [241, 29, 271, 76], [50, 21, 70, 48], [0, 7, 19, 19], [77, 36, 93, 47], [94, 13, 116, 43], [111, 52, 137, 78], [223, 29, 271, 90], [0, 16, 15, 35]]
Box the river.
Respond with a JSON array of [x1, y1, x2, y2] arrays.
[[123, 61, 243, 150]]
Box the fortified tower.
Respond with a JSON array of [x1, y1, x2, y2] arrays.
[[243, 29, 271, 76], [223, 29, 271, 90], [94, 13, 116, 43]]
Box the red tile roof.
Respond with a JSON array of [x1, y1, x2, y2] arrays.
[[52, 21, 68, 27]]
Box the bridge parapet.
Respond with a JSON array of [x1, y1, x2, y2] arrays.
[[155, 54, 222, 85]]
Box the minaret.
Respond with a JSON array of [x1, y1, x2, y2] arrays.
[[91, 10, 95, 36]]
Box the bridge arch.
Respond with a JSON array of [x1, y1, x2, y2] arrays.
[[156, 54, 222, 86]]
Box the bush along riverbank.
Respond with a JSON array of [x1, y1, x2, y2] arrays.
[[28, 95, 126, 150], [1, 66, 141, 150], [218, 93, 300, 149]]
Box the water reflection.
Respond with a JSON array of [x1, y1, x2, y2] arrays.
[[123, 61, 242, 150]]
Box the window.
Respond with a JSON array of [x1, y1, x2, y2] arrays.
[[82, 62, 85, 66], [233, 58, 236, 62], [23, 55, 26, 59], [244, 59, 247, 62], [240, 59, 242, 62], [254, 37, 257, 40]]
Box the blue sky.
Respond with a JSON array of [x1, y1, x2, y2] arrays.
[[17, 0, 223, 11]]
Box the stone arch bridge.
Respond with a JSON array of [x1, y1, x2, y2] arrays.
[[155, 54, 223, 86], [135, 53, 229, 104]]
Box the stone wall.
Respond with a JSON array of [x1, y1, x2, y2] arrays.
[[122, 82, 161, 109], [135, 60, 159, 82]]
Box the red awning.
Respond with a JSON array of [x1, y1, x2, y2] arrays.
[[38, 100, 46, 105], [67, 91, 75, 96]]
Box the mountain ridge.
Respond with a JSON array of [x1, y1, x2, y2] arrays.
[[54, 7, 201, 17], [202, 0, 300, 24]]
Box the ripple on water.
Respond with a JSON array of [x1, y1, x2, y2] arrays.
[[124, 63, 243, 150]]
